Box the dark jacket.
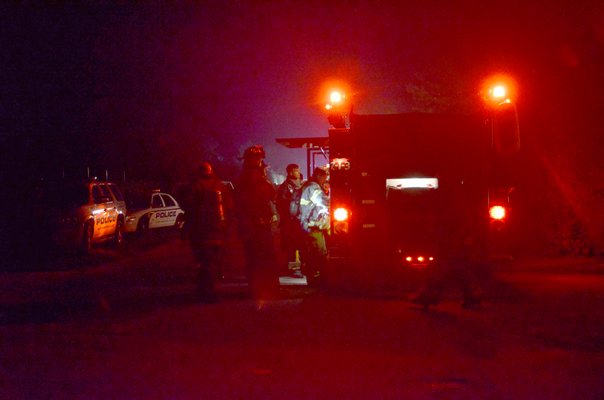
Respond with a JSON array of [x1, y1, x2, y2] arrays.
[[234, 166, 276, 236], [276, 177, 303, 222], [184, 176, 227, 245]]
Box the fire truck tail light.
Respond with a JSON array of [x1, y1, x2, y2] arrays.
[[489, 205, 506, 220], [333, 207, 350, 234], [403, 255, 435, 267], [334, 207, 349, 222]]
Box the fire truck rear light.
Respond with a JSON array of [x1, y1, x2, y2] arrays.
[[403, 255, 435, 267], [334, 207, 349, 222], [333, 207, 350, 234], [386, 177, 439, 190], [489, 205, 506, 220]]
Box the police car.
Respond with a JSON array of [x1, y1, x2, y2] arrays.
[[124, 190, 185, 234], [48, 179, 127, 253]]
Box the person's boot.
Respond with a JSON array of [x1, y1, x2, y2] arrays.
[[290, 269, 304, 279]]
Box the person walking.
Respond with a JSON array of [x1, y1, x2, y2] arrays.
[[276, 163, 304, 278], [298, 167, 330, 289], [183, 162, 229, 303], [234, 145, 280, 299]]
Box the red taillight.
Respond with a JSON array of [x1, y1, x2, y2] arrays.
[[333, 207, 349, 222], [403, 255, 435, 267], [489, 205, 506, 220], [333, 207, 350, 234]]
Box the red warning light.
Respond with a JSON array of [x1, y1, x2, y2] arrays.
[[489, 205, 506, 220]]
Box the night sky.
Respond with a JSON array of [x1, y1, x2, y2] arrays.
[[2, 1, 604, 193]]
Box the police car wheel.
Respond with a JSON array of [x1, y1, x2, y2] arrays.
[[175, 214, 185, 230], [80, 222, 93, 254], [137, 217, 149, 235], [114, 219, 124, 248]]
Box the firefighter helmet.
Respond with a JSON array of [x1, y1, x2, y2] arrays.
[[197, 162, 214, 178], [242, 145, 266, 160]]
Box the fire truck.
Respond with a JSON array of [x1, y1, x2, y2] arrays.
[[277, 83, 521, 287]]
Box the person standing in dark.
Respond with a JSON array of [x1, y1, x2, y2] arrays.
[[183, 162, 229, 303], [234, 145, 280, 299], [276, 163, 304, 278], [298, 167, 330, 289]]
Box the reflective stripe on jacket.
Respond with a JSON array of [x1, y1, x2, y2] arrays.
[[298, 181, 329, 232]]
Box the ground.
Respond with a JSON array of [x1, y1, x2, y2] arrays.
[[1, 234, 603, 399]]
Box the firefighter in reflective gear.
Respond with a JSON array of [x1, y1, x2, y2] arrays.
[[183, 162, 229, 303], [298, 167, 330, 288], [234, 145, 280, 299]]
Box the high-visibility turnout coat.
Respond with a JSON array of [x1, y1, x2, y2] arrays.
[[298, 180, 330, 233]]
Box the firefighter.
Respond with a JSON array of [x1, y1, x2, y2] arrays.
[[276, 163, 304, 278], [298, 167, 330, 289], [234, 145, 280, 299], [184, 162, 228, 303]]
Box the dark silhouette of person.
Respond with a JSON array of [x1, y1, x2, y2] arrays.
[[183, 162, 229, 303], [234, 145, 280, 299]]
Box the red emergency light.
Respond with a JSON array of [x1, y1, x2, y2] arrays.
[[482, 75, 518, 106], [333, 207, 349, 222], [404, 255, 435, 268], [332, 207, 350, 234], [489, 205, 506, 220]]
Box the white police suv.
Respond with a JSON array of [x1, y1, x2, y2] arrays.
[[124, 190, 185, 234]]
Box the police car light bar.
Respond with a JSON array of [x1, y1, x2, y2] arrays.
[[386, 178, 439, 190]]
